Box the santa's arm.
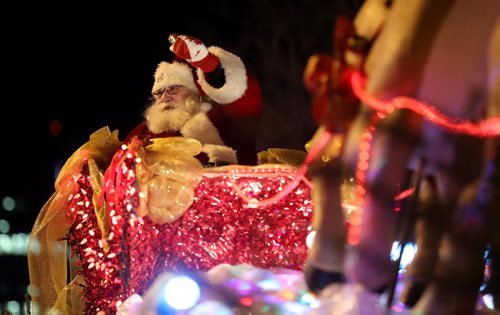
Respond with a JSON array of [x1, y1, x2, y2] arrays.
[[169, 34, 261, 111], [195, 46, 247, 105], [170, 34, 263, 165], [172, 36, 263, 118]]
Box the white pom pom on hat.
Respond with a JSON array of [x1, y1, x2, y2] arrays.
[[151, 61, 198, 95]]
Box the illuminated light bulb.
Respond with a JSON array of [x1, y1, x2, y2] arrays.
[[299, 292, 318, 305], [390, 241, 418, 270], [390, 242, 401, 261], [257, 278, 281, 291], [239, 296, 253, 307], [306, 231, 316, 250], [27, 284, 40, 298], [2, 196, 15, 211], [5, 301, 20, 314], [279, 288, 296, 301], [247, 198, 259, 208], [164, 275, 201, 310], [351, 71, 500, 138], [28, 236, 41, 255], [49, 120, 63, 136], [0, 219, 10, 233], [227, 279, 253, 295], [482, 294, 494, 310], [394, 187, 415, 201], [283, 301, 311, 313], [116, 294, 143, 314]]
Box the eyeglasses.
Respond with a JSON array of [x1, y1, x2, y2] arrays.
[[153, 85, 184, 98]]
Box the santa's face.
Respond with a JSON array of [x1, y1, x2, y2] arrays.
[[154, 85, 192, 105], [145, 85, 201, 134]]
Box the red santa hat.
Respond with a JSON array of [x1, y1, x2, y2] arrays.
[[152, 47, 251, 105], [151, 61, 198, 96]]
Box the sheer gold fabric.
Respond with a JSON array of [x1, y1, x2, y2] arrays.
[[136, 137, 204, 224], [257, 148, 307, 167], [28, 126, 121, 314]]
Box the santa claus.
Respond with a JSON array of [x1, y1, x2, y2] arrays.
[[126, 34, 263, 166]]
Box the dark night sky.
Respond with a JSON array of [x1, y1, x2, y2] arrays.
[[0, 0, 361, 304]]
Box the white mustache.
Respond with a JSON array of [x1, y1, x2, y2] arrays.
[[162, 103, 176, 111], [155, 101, 178, 111]]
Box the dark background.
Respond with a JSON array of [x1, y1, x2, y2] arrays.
[[0, 1, 361, 310]]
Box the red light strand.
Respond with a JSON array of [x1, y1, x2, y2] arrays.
[[351, 71, 500, 137]]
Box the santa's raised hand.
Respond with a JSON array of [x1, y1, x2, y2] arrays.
[[169, 34, 220, 73]]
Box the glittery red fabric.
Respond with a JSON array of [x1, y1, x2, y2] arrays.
[[68, 147, 312, 313]]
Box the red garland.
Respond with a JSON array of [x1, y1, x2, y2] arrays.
[[67, 163, 122, 314], [68, 145, 313, 313]]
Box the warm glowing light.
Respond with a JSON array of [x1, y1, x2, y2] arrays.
[[49, 120, 63, 136], [226, 130, 333, 208], [239, 296, 253, 306], [347, 126, 375, 245], [27, 284, 40, 298], [342, 71, 500, 246], [351, 71, 500, 137], [394, 188, 415, 201], [306, 231, 316, 249]]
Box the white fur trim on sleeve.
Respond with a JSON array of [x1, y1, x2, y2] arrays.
[[196, 46, 248, 104], [202, 144, 238, 164], [181, 112, 224, 145]]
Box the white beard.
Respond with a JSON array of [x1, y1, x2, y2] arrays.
[[145, 96, 202, 134]]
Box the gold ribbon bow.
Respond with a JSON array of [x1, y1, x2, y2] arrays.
[[135, 137, 204, 224]]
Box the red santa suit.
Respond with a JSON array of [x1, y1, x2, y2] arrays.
[[126, 46, 263, 165]]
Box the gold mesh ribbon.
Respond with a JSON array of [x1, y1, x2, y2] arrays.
[[257, 148, 307, 167], [256, 127, 344, 171], [28, 126, 121, 314], [136, 137, 204, 224]]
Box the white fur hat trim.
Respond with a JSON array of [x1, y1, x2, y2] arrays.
[[152, 62, 198, 95]]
